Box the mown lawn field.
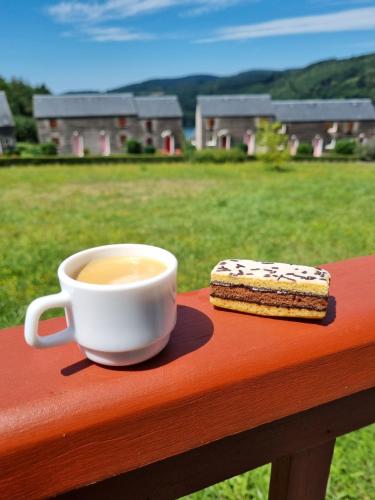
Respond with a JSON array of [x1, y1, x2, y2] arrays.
[[1, 161, 374, 499]]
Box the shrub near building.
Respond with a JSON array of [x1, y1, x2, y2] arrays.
[[297, 142, 313, 156], [334, 139, 357, 155], [143, 145, 156, 154], [126, 139, 142, 154], [40, 142, 57, 156], [357, 139, 375, 161]]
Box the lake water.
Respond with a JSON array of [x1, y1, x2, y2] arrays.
[[184, 127, 195, 140]]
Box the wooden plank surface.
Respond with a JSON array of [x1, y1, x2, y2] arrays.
[[0, 256, 374, 498], [60, 388, 375, 500]]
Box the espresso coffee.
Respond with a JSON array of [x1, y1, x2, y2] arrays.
[[76, 256, 167, 285]]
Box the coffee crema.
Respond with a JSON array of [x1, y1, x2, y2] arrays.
[[76, 256, 167, 285]]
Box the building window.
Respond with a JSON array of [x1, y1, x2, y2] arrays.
[[119, 133, 127, 146], [207, 118, 215, 131], [118, 117, 127, 128], [343, 122, 354, 135], [146, 137, 153, 146], [51, 137, 60, 146], [49, 118, 57, 129], [145, 120, 153, 133], [324, 122, 334, 132], [220, 135, 230, 149]]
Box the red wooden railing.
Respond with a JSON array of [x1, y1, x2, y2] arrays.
[[0, 256, 374, 499]]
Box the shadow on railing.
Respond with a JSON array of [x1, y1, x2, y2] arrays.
[[61, 305, 214, 376]]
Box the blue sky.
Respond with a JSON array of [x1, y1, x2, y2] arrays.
[[2, 0, 375, 93]]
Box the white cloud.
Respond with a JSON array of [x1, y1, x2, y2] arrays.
[[309, 0, 373, 5], [183, 0, 244, 17], [199, 7, 375, 42], [48, 0, 243, 23], [47, 0, 246, 42], [84, 26, 153, 41], [48, 1, 177, 23], [47, 0, 247, 42]]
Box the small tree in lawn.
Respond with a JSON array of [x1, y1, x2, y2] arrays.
[[256, 119, 290, 170]]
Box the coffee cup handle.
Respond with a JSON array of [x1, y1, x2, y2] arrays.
[[24, 291, 75, 348]]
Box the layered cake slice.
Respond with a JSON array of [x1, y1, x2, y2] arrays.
[[210, 259, 330, 319]]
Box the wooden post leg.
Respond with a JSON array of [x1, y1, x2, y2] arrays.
[[268, 439, 335, 500]]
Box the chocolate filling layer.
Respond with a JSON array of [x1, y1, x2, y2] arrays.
[[211, 280, 326, 298], [211, 284, 327, 311]]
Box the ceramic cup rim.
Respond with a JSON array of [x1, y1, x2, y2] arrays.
[[57, 243, 177, 292]]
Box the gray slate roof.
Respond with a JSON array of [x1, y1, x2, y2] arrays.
[[34, 93, 182, 119], [273, 99, 375, 122], [0, 91, 14, 127], [135, 96, 182, 118], [197, 94, 273, 117], [33, 94, 137, 118]]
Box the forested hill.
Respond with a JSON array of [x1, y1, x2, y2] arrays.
[[110, 53, 375, 126]]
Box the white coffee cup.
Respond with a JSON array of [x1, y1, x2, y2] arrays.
[[24, 244, 177, 366]]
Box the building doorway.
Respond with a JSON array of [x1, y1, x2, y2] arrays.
[[289, 135, 299, 156], [161, 130, 175, 154], [313, 135, 323, 158], [99, 131, 110, 156], [244, 130, 255, 155], [217, 129, 231, 150], [72, 131, 84, 157]]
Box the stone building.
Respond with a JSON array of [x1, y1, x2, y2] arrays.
[[195, 95, 375, 156], [273, 99, 375, 156], [33, 94, 183, 156], [0, 91, 16, 154], [134, 97, 184, 153], [195, 95, 274, 154]]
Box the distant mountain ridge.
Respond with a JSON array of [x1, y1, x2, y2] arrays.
[[109, 53, 375, 126]]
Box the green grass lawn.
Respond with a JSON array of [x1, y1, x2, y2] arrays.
[[1, 161, 374, 499]]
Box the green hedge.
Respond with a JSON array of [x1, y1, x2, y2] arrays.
[[0, 152, 369, 168], [0, 154, 185, 167], [190, 148, 249, 163], [334, 139, 357, 155]]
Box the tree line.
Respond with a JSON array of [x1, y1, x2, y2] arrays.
[[0, 77, 50, 142]]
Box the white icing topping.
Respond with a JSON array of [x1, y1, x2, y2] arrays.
[[212, 259, 330, 284]]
